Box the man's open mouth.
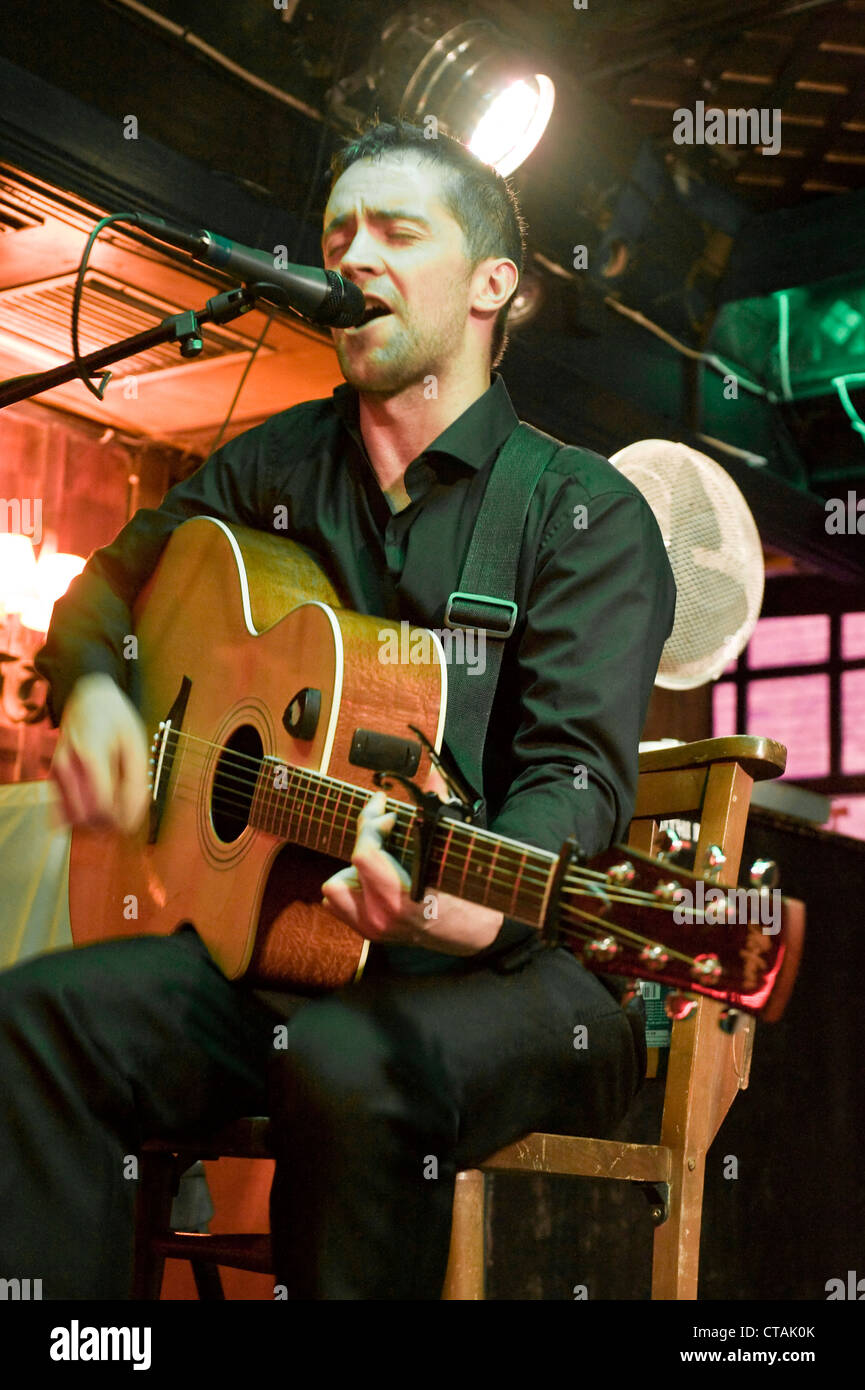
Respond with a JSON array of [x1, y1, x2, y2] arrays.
[[346, 299, 394, 331]]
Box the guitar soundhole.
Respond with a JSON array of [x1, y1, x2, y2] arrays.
[[211, 724, 263, 842]]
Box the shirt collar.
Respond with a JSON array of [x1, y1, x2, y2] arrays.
[[331, 372, 519, 471]]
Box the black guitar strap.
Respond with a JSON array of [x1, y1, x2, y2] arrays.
[[441, 420, 563, 826]]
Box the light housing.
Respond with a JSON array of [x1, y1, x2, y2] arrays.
[[369, 11, 555, 175]]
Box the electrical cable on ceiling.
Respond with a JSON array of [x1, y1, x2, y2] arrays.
[[832, 373, 865, 446], [531, 254, 769, 395], [110, 0, 324, 122], [602, 293, 770, 397]]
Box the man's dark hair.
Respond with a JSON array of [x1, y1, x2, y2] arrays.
[[327, 117, 527, 370]]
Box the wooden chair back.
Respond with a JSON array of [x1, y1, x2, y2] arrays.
[[441, 735, 789, 1300]]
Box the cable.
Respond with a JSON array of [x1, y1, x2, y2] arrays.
[[533, 249, 770, 395], [696, 433, 769, 466], [832, 373, 865, 447], [109, 0, 323, 122], [70, 212, 140, 400]]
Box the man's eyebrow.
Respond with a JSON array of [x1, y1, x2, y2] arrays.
[[322, 209, 432, 240]]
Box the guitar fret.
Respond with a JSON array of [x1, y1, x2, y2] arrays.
[[457, 827, 476, 901], [251, 761, 268, 836], [264, 761, 276, 836], [329, 782, 344, 858], [288, 767, 304, 847], [316, 776, 333, 853], [304, 770, 321, 850], [253, 757, 555, 932], [508, 851, 527, 918], [484, 837, 501, 910], [338, 788, 362, 860]]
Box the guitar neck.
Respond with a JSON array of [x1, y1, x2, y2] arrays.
[[250, 759, 555, 926], [244, 754, 799, 1017]]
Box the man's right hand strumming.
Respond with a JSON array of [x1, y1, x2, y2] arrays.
[[51, 672, 150, 834]]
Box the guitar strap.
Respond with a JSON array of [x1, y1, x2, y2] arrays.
[[441, 420, 563, 827]]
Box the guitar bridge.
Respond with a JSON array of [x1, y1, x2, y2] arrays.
[[147, 675, 191, 843]]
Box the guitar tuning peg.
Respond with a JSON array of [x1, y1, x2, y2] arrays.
[[749, 858, 779, 890], [691, 953, 723, 982], [653, 879, 682, 903], [619, 981, 642, 1008], [606, 860, 635, 885], [584, 935, 619, 963], [657, 827, 684, 860], [703, 844, 726, 880], [719, 1008, 744, 1034], [640, 943, 669, 969], [664, 992, 698, 1021]]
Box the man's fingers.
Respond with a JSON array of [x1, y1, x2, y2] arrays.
[[61, 745, 110, 825], [52, 731, 145, 832], [320, 866, 362, 928], [50, 755, 86, 827], [113, 730, 150, 833], [354, 792, 399, 860]]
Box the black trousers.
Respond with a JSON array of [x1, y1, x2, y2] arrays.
[[0, 926, 645, 1299]]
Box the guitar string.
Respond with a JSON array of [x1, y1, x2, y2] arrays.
[[160, 798, 721, 979], [165, 770, 682, 920], [161, 767, 594, 896], [151, 740, 746, 979], [153, 730, 748, 972], [153, 727, 672, 904], [158, 753, 714, 925], [166, 782, 716, 973]]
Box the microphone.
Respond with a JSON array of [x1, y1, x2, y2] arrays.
[[129, 212, 366, 328]]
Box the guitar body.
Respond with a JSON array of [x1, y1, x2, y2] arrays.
[[68, 517, 446, 988]]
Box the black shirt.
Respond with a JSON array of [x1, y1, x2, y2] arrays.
[[35, 371, 676, 975]]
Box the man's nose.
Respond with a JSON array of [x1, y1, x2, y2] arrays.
[[336, 224, 384, 277]]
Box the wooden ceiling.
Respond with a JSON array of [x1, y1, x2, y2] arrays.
[[478, 0, 865, 208]]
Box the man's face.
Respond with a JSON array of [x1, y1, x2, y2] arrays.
[[322, 152, 479, 393]]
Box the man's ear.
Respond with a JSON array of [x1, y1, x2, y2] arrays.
[[471, 257, 519, 317]]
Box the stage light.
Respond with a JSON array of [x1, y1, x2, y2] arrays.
[[505, 269, 545, 328], [366, 12, 555, 175], [0, 534, 37, 620], [19, 552, 86, 633], [467, 75, 555, 177]]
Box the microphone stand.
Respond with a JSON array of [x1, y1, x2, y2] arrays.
[[0, 284, 270, 409]]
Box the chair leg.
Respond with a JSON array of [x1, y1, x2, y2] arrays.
[[133, 1150, 181, 1300], [650, 1155, 706, 1299], [441, 1169, 486, 1300], [191, 1261, 226, 1300]]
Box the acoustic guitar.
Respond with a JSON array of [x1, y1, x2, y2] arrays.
[[68, 516, 803, 1018]]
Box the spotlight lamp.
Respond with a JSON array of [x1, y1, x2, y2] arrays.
[[333, 8, 555, 175], [505, 268, 545, 328]]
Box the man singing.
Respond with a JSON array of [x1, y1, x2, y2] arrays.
[[0, 118, 675, 1299]]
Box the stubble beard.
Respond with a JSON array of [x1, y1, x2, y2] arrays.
[[336, 299, 467, 397]]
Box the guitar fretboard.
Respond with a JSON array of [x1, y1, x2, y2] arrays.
[[250, 757, 556, 925]]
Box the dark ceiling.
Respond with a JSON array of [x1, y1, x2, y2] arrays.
[[1, 0, 864, 588], [482, 0, 865, 208]]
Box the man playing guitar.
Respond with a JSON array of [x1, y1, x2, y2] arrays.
[[0, 118, 675, 1299]]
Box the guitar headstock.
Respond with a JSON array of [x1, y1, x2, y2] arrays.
[[557, 844, 804, 1020]]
